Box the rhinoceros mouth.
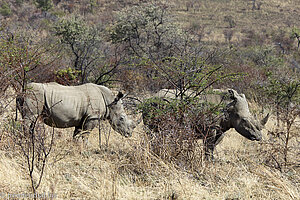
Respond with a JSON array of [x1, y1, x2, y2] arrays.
[[247, 132, 262, 141], [249, 136, 260, 141], [123, 133, 132, 138], [115, 127, 132, 138]]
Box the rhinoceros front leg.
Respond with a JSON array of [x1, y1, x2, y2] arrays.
[[73, 126, 82, 139], [204, 128, 225, 161], [204, 135, 215, 161]]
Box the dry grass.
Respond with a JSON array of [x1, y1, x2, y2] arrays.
[[1, 0, 299, 199], [0, 96, 299, 200]]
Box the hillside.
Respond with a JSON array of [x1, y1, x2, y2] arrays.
[[174, 0, 300, 43]]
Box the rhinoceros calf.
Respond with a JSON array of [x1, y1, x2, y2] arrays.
[[17, 82, 137, 141], [144, 88, 269, 160]]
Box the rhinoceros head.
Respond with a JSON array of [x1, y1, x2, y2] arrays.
[[108, 92, 136, 137], [224, 89, 269, 141]]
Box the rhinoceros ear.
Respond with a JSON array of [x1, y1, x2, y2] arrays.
[[116, 91, 124, 101], [109, 92, 124, 107], [228, 89, 239, 100], [261, 113, 270, 126]]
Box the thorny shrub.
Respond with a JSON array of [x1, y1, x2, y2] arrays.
[[139, 96, 223, 170], [0, 31, 59, 93], [258, 73, 299, 170]]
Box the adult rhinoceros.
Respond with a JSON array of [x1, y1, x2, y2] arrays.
[[143, 88, 269, 160], [17, 82, 137, 141]]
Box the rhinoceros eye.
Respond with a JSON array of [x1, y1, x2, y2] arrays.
[[120, 115, 125, 121], [240, 118, 250, 126]]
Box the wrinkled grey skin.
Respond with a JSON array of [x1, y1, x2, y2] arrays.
[[17, 82, 136, 140], [149, 88, 269, 160]]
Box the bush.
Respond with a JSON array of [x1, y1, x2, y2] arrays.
[[259, 71, 299, 169], [35, 0, 53, 12], [0, 31, 60, 93], [0, 2, 12, 17], [54, 67, 81, 85], [108, 3, 185, 60], [139, 95, 223, 168], [54, 15, 117, 84]]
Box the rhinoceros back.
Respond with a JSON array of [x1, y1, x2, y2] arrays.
[[26, 83, 108, 128], [155, 88, 230, 105]]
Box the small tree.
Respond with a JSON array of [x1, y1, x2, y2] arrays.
[[291, 27, 300, 49], [262, 72, 299, 168], [224, 15, 236, 28], [109, 3, 208, 91], [0, 32, 54, 93], [10, 117, 55, 195], [0, 2, 12, 17], [0, 39, 30, 92], [137, 42, 237, 165], [0, 30, 57, 196], [108, 3, 185, 61], [35, 0, 53, 12], [55, 16, 118, 84]]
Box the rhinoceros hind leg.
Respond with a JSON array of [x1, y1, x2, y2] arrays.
[[73, 127, 91, 148], [204, 142, 215, 161], [73, 119, 97, 146]]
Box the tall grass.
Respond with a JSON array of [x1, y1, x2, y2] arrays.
[[0, 97, 299, 199]]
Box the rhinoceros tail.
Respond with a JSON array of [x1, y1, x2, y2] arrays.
[[16, 95, 25, 121]]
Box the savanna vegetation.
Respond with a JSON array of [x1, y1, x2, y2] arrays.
[[0, 0, 299, 199]]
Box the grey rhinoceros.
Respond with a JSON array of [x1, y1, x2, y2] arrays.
[[143, 88, 269, 160], [17, 82, 137, 141]]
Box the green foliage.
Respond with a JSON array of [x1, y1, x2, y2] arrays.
[[261, 71, 299, 166], [140, 95, 224, 122], [56, 67, 80, 80], [55, 67, 81, 84], [239, 45, 284, 68], [139, 90, 225, 164], [108, 3, 185, 59], [291, 27, 300, 38], [291, 27, 300, 48], [35, 0, 53, 12], [140, 97, 184, 120], [264, 73, 300, 109], [54, 15, 105, 83], [224, 15, 236, 28], [0, 34, 41, 90], [55, 16, 89, 46], [0, 2, 12, 17], [139, 97, 187, 133], [139, 97, 169, 123], [15, 0, 24, 7], [89, 0, 97, 14]]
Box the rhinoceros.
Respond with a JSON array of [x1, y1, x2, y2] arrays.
[[16, 82, 137, 141], [143, 88, 269, 160]]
